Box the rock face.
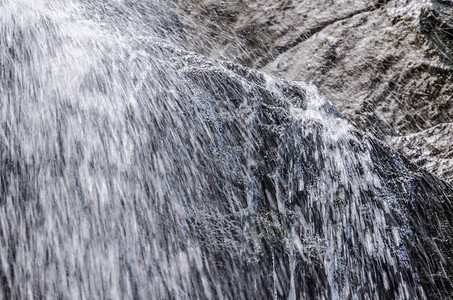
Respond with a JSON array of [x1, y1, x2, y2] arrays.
[[0, 0, 452, 299], [179, 0, 453, 183], [179, 0, 374, 67], [422, 0, 453, 65], [390, 122, 453, 182]]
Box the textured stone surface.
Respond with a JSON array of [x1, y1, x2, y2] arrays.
[[263, 1, 453, 182], [390, 122, 453, 182], [179, 0, 453, 183], [179, 0, 374, 67], [1, 1, 453, 298]]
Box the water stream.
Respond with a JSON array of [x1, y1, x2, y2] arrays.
[[1, 1, 452, 299]]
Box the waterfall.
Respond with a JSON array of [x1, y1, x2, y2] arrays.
[[1, 1, 452, 299]]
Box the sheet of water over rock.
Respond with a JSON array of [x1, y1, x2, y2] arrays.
[[1, 1, 452, 299]]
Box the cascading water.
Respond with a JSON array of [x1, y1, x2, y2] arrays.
[[1, 0, 452, 299]]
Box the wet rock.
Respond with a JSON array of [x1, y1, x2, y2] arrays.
[[180, 0, 453, 183], [262, 1, 453, 182], [421, 0, 453, 65], [181, 58, 453, 298], [390, 122, 453, 182], [1, 1, 453, 298]]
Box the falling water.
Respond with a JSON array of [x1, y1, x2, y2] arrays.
[[1, 1, 452, 299]]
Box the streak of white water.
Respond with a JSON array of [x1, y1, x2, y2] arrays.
[[0, 0, 452, 299]]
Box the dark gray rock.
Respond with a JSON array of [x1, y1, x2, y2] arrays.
[[421, 0, 453, 65]]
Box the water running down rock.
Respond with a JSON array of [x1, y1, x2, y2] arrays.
[[0, 1, 452, 299]]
